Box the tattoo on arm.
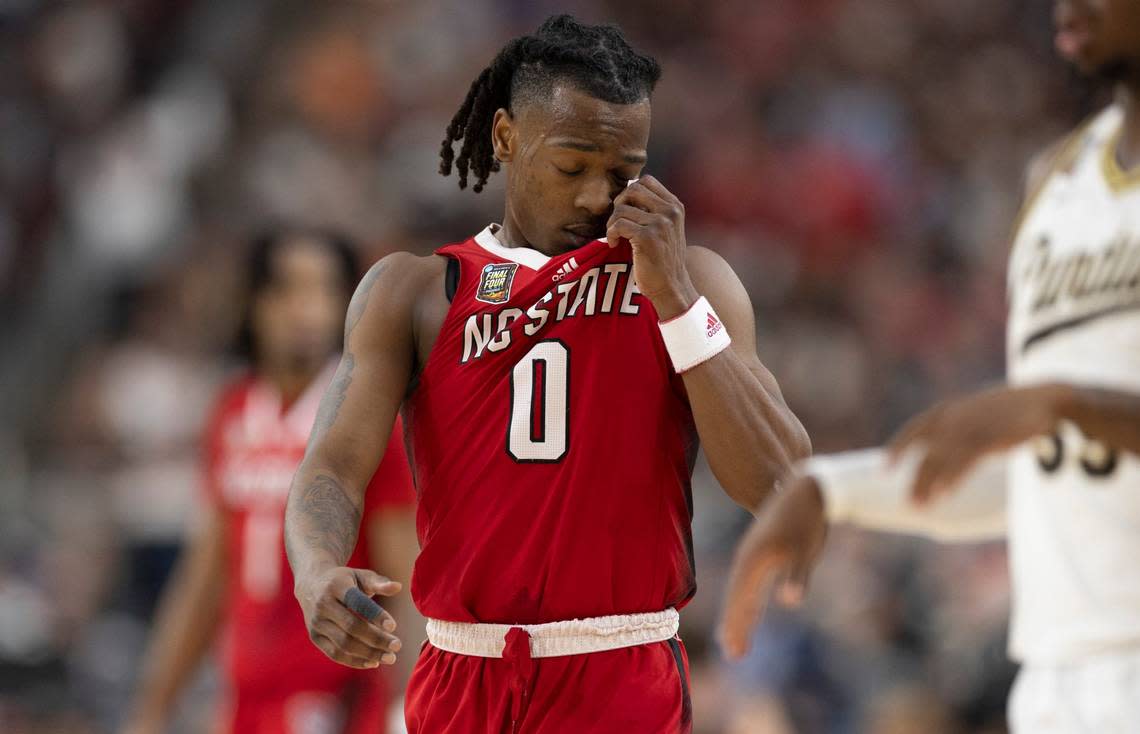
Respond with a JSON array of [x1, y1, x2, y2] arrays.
[[310, 261, 386, 438], [285, 262, 399, 573], [289, 473, 362, 565], [345, 262, 386, 338], [313, 353, 355, 438]]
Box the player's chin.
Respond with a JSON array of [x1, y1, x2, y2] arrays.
[[560, 229, 595, 250]]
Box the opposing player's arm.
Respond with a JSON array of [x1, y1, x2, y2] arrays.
[[808, 448, 1008, 541], [677, 246, 811, 509], [284, 252, 431, 669], [717, 449, 1008, 659], [1045, 386, 1140, 457]]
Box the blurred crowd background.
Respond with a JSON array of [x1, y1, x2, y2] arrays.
[[0, 1, 1102, 732]]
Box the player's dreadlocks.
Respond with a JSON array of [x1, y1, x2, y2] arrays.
[[439, 14, 661, 192]]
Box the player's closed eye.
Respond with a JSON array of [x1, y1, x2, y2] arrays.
[[555, 165, 584, 177], [611, 171, 633, 188]]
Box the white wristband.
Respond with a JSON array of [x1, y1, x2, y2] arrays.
[[657, 296, 731, 373]]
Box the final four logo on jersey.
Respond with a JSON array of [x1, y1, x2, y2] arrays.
[[476, 262, 518, 304]]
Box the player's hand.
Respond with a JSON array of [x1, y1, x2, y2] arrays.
[[606, 175, 698, 320], [888, 384, 1067, 504], [717, 475, 828, 660], [294, 566, 403, 669]]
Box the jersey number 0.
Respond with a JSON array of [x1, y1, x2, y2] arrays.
[[508, 340, 569, 462]]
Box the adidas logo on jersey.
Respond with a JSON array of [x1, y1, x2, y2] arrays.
[[707, 312, 723, 338], [551, 257, 580, 282]]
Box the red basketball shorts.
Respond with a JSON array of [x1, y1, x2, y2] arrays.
[[404, 628, 692, 733]]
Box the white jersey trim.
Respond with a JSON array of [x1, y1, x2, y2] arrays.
[[474, 224, 551, 270], [473, 224, 609, 271]]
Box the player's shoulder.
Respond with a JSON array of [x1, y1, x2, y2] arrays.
[[1024, 133, 1078, 198], [1023, 104, 1117, 196], [354, 251, 446, 310], [344, 250, 449, 347], [684, 244, 732, 274], [684, 245, 742, 293], [362, 250, 446, 290]]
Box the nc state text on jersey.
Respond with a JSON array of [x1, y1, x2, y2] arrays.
[[462, 261, 642, 363]]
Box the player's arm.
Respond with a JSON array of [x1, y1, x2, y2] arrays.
[[608, 176, 810, 511], [1050, 386, 1140, 455], [284, 253, 428, 669], [716, 449, 1007, 659], [678, 245, 812, 508], [891, 383, 1140, 503], [121, 506, 227, 734]]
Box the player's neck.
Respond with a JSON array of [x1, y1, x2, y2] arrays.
[[498, 206, 558, 257], [496, 208, 531, 250]]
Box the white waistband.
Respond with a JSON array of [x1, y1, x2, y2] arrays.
[[425, 609, 680, 659]]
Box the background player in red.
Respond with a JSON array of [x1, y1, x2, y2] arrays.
[[122, 228, 418, 734], [284, 15, 810, 733]]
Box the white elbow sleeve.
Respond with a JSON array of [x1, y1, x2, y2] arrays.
[[801, 448, 1007, 542], [804, 448, 919, 523]]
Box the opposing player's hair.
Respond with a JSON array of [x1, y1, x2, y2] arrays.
[[439, 14, 661, 192], [236, 225, 360, 361]]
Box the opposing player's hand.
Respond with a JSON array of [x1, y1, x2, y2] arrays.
[[606, 175, 698, 320], [889, 384, 1066, 504], [718, 475, 828, 659], [294, 566, 403, 669]]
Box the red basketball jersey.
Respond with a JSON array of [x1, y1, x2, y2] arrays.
[[405, 226, 698, 625], [203, 362, 415, 695]]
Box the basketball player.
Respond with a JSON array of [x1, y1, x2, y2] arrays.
[[282, 15, 809, 733], [719, 1, 1140, 731], [122, 229, 417, 734]]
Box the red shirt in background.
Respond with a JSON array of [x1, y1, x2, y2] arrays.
[[203, 362, 415, 700]]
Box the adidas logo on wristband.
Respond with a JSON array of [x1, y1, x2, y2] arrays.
[[658, 296, 732, 373], [707, 312, 723, 338]]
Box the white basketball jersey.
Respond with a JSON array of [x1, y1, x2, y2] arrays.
[[1005, 103, 1140, 664]]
